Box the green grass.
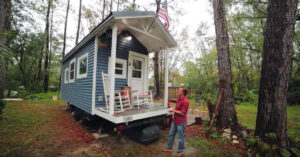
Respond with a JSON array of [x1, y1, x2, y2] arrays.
[[189, 136, 241, 157], [236, 103, 300, 142], [0, 99, 66, 156]]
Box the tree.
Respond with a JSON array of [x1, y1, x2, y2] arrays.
[[0, 0, 11, 98], [213, 0, 238, 128], [153, 0, 161, 99], [62, 0, 70, 58], [255, 0, 298, 149], [132, 0, 136, 10], [110, 0, 113, 12], [43, 0, 52, 92], [102, 0, 106, 20], [75, 0, 82, 45]]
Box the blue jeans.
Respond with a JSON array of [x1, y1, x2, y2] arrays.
[[166, 122, 186, 153]]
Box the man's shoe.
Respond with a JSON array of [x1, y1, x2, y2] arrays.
[[176, 152, 184, 157], [162, 149, 173, 152]]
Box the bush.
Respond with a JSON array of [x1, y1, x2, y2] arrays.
[[16, 86, 31, 99], [0, 99, 6, 116], [31, 92, 59, 100]]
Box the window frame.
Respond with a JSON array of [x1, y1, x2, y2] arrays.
[[64, 67, 69, 84], [108, 57, 127, 79], [69, 59, 76, 83], [77, 53, 89, 79]]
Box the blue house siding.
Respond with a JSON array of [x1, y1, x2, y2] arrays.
[[61, 39, 95, 113], [95, 31, 148, 108]]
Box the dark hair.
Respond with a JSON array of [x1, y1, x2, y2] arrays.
[[180, 86, 188, 96]]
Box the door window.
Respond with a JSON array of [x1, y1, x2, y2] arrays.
[[132, 59, 142, 78]]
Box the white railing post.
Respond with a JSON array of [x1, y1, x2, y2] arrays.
[[109, 23, 118, 115], [164, 51, 169, 108]]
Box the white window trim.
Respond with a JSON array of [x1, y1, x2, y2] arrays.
[[77, 53, 89, 79], [64, 68, 69, 84], [69, 59, 76, 83], [108, 57, 127, 79]]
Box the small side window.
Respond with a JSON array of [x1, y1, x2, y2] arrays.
[[77, 53, 88, 79], [108, 57, 127, 79], [64, 68, 69, 84], [69, 59, 76, 83]]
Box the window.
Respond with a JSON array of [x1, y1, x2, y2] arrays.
[[108, 57, 127, 79], [132, 59, 142, 78], [77, 53, 88, 79], [69, 59, 76, 83], [64, 68, 69, 84]]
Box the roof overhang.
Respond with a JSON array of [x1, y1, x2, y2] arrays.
[[63, 11, 177, 63]]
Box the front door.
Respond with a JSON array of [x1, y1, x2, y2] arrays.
[[128, 51, 147, 94]]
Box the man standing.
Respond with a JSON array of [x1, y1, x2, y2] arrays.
[[163, 86, 189, 157]]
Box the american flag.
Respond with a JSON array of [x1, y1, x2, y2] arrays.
[[158, 0, 169, 29]]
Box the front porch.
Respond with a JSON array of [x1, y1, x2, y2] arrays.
[[94, 103, 170, 124]]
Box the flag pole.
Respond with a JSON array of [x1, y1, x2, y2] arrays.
[[147, 14, 157, 33]]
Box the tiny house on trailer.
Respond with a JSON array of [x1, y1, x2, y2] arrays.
[[60, 11, 176, 140]]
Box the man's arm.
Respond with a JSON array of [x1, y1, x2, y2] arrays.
[[168, 100, 188, 116]]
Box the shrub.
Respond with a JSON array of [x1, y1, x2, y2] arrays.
[[0, 100, 6, 116], [31, 92, 60, 100], [16, 87, 31, 99]]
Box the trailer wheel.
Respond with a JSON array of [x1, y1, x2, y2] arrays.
[[73, 111, 81, 121], [97, 127, 104, 135]]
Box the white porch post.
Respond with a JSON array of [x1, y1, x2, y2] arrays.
[[92, 35, 99, 115], [164, 51, 169, 108], [109, 24, 118, 115]]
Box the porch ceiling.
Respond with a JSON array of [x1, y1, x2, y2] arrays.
[[115, 17, 177, 53]]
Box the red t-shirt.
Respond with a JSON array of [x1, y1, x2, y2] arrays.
[[173, 96, 189, 125]]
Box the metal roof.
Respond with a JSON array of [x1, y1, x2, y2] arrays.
[[62, 11, 177, 63]]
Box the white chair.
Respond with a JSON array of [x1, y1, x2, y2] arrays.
[[102, 71, 131, 112], [133, 90, 153, 108]]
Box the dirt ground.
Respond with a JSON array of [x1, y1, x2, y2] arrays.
[[0, 100, 247, 157]]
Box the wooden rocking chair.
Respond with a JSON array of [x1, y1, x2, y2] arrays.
[[102, 71, 131, 113], [133, 90, 153, 108]]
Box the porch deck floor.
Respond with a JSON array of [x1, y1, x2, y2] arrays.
[[97, 104, 168, 117]]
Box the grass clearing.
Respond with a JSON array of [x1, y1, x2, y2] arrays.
[[189, 136, 242, 157], [236, 103, 300, 143], [0, 100, 66, 156]]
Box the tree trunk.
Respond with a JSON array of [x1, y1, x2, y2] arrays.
[[43, 0, 51, 92], [75, 0, 82, 45], [0, 0, 11, 99], [49, 0, 54, 71], [213, 0, 238, 129], [110, 0, 113, 12], [102, 0, 106, 20], [153, 0, 161, 99], [62, 0, 70, 58], [117, 0, 119, 11], [132, 0, 136, 10], [255, 0, 298, 149], [153, 52, 161, 98]]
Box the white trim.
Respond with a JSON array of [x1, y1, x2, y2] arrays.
[[164, 51, 169, 108], [77, 53, 89, 79], [109, 24, 118, 115], [92, 35, 99, 115], [94, 108, 169, 124], [114, 15, 153, 19], [64, 68, 69, 84], [128, 51, 149, 92], [108, 57, 127, 79], [69, 58, 76, 83]]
